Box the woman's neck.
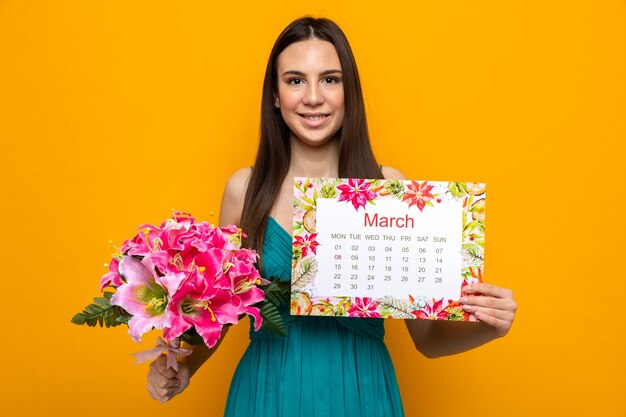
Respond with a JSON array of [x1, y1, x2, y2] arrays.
[[287, 134, 340, 178]]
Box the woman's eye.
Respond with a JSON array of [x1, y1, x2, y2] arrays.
[[288, 78, 303, 85], [323, 77, 340, 84]]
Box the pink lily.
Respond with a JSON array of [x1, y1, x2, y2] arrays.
[[164, 270, 241, 348], [122, 224, 163, 256], [227, 255, 266, 330], [99, 258, 123, 291], [111, 256, 185, 342]]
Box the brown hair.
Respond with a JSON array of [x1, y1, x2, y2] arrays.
[[241, 17, 383, 256]]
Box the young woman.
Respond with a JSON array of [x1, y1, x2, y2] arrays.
[[147, 17, 517, 416]]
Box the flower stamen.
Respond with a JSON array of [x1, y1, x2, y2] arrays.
[[233, 277, 258, 294], [146, 295, 167, 315], [195, 300, 217, 322], [170, 253, 185, 271]]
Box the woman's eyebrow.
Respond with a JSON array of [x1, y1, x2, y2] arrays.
[[320, 69, 342, 76], [281, 70, 306, 77], [281, 69, 342, 77]]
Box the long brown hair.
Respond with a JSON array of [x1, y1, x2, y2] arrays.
[[241, 17, 383, 256]]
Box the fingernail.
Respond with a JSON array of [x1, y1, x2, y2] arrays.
[[462, 304, 471, 311], [459, 297, 468, 303]]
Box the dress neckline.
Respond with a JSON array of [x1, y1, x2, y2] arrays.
[[267, 216, 292, 240]]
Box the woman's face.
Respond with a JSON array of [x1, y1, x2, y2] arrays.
[[275, 39, 345, 147]]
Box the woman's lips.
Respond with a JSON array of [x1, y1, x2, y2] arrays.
[[299, 113, 330, 127]]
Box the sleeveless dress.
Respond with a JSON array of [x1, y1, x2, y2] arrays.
[[223, 217, 405, 417]]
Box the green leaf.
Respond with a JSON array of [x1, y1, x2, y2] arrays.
[[294, 179, 306, 193], [464, 220, 479, 233], [448, 182, 467, 198], [254, 277, 291, 337], [263, 278, 291, 306], [292, 259, 318, 291], [259, 302, 287, 336], [377, 296, 415, 319], [320, 184, 337, 198], [71, 292, 131, 328], [332, 297, 351, 316], [461, 243, 484, 266], [384, 180, 406, 199]]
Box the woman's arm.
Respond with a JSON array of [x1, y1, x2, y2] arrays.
[[405, 283, 516, 358], [219, 167, 252, 226], [381, 166, 517, 359], [146, 168, 251, 402]]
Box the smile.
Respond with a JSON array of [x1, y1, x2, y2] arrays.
[[299, 113, 330, 121], [298, 113, 331, 128]]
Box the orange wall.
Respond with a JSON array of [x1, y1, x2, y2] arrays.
[[1, 1, 625, 416]]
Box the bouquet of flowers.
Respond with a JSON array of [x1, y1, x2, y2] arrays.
[[72, 212, 288, 368]]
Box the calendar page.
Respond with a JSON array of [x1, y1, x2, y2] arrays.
[[290, 178, 485, 321]]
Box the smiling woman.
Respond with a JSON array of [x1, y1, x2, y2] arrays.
[[144, 16, 516, 417]]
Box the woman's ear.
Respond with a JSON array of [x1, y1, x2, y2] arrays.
[[274, 96, 280, 108]]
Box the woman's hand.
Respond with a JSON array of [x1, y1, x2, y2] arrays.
[[460, 283, 517, 337], [147, 355, 191, 403]]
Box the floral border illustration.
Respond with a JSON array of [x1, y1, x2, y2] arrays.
[[290, 178, 485, 321]]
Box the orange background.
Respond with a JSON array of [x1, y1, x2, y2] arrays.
[[1, 1, 625, 416]]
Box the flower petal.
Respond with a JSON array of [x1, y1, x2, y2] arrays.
[[246, 306, 263, 331], [194, 317, 224, 348], [163, 313, 193, 341], [127, 315, 156, 342], [119, 256, 153, 285]]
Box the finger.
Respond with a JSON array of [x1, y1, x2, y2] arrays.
[[152, 358, 178, 379], [156, 377, 181, 390], [472, 311, 513, 335], [148, 380, 179, 402], [464, 283, 514, 300], [460, 295, 517, 312], [147, 380, 169, 402], [463, 304, 515, 322]]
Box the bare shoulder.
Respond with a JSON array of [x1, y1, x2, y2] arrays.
[[224, 167, 252, 192], [219, 167, 252, 226], [381, 166, 407, 180]]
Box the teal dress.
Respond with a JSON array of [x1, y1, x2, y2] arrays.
[[224, 217, 405, 417]]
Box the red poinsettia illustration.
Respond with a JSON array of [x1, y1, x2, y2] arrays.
[[402, 181, 436, 212], [347, 297, 382, 318], [293, 233, 320, 258], [337, 178, 378, 211], [413, 297, 449, 320]]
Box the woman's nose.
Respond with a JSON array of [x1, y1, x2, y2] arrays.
[[302, 83, 324, 106]]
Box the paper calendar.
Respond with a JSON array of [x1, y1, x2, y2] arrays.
[[290, 177, 485, 321]]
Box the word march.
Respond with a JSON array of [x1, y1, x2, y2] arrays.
[[363, 212, 416, 228]]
